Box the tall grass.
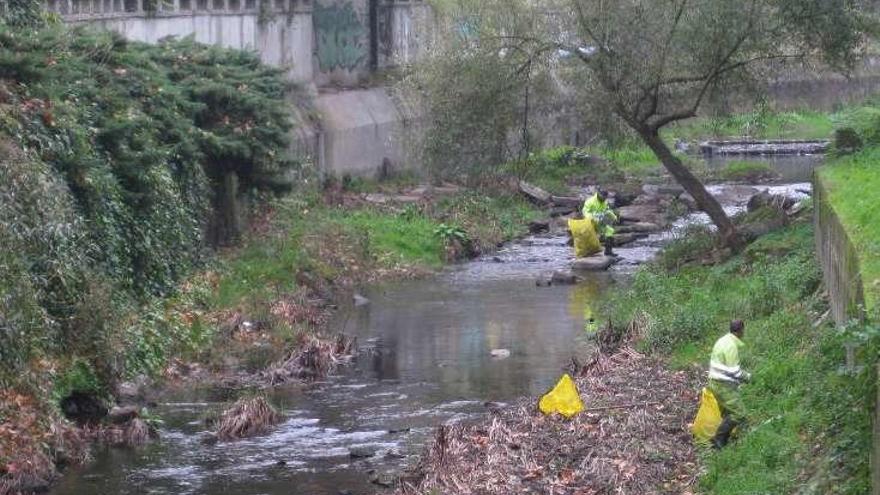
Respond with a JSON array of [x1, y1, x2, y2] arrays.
[[819, 147, 880, 311], [604, 222, 876, 494]]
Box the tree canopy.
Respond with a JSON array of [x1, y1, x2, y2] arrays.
[[407, 0, 871, 244]]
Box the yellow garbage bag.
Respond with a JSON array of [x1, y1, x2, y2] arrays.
[[692, 387, 722, 444], [568, 218, 601, 258], [538, 374, 584, 419]]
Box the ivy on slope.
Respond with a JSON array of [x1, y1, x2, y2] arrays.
[[0, 24, 299, 389]]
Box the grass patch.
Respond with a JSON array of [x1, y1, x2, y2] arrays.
[[604, 221, 876, 494], [818, 147, 880, 310], [718, 160, 777, 182], [590, 142, 662, 175], [208, 188, 540, 311], [433, 191, 542, 251], [667, 108, 834, 140], [329, 208, 445, 269]]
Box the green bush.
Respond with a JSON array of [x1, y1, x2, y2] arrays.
[[0, 23, 298, 393], [834, 105, 880, 147]]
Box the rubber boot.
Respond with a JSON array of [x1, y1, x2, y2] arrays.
[[603, 237, 614, 256], [712, 416, 737, 449]]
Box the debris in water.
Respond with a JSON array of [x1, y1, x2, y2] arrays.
[[215, 396, 282, 441], [396, 322, 700, 495], [263, 334, 357, 384]]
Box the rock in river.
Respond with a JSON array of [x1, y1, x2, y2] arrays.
[[550, 270, 579, 285], [349, 445, 379, 459], [572, 255, 616, 271]]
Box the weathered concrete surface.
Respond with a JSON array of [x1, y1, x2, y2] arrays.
[[814, 174, 866, 325], [49, 0, 432, 87], [814, 173, 878, 495], [315, 88, 408, 176], [61, 6, 316, 83]]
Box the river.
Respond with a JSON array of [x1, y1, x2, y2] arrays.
[[50, 155, 819, 495]]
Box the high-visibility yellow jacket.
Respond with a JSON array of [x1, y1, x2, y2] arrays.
[[582, 193, 617, 237], [708, 333, 750, 385]]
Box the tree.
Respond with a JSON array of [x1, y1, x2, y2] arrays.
[[561, 0, 866, 246], [412, 0, 868, 246]]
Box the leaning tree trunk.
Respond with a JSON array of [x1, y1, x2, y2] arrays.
[[640, 130, 741, 248]]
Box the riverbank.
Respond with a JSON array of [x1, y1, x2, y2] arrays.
[[0, 95, 846, 493], [398, 203, 878, 494]]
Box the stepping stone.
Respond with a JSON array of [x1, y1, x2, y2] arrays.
[[572, 255, 616, 271]]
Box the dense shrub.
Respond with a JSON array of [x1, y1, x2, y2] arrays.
[[0, 24, 298, 390]]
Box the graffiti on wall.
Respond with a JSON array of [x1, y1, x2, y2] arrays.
[[314, 1, 367, 72]]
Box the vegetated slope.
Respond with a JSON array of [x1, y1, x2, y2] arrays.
[[818, 147, 880, 312], [0, 23, 298, 488], [607, 221, 875, 495]]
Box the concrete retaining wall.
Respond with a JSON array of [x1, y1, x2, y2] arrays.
[[814, 172, 878, 495], [814, 174, 867, 325], [49, 0, 432, 87], [48, 0, 434, 176], [315, 88, 407, 176]]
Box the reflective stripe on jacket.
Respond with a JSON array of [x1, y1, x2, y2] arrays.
[[708, 333, 749, 384]]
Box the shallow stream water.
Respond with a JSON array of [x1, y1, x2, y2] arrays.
[[50, 155, 820, 495]]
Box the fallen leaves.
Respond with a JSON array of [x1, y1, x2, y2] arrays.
[[396, 346, 701, 495]]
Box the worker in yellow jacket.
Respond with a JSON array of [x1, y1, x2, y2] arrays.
[[708, 319, 750, 448], [582, 189, 617, 256]]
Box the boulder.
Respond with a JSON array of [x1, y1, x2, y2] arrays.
[[550, 195, 584, 208], [746, 191, 797, 212], [642, 184, 684, 197], [572, 255, 616, 271], [612, 233, 648, 246], [349, 445, 379, 459], [711, 185, 759, 205], [551, 270, 579, 285], [618, 204, 666, 225], [549, 206, 577, 217], [370, 472, 397, 488], [616, 222, 661, 234], [115, 374, 151, 406], [108, 406, 140, 424], [679, 193, 697, 210], [528, 220, 550, 234], [518, 180, 552, 204]]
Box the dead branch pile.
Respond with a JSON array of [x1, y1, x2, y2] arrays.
[[262, 334, 357, 385], [396, 343, 701, 495], [215, 396, 282, 441]]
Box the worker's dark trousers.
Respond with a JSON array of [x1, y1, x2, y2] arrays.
[[713, 416, 738, 448], [603, 236, 614, 256]]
